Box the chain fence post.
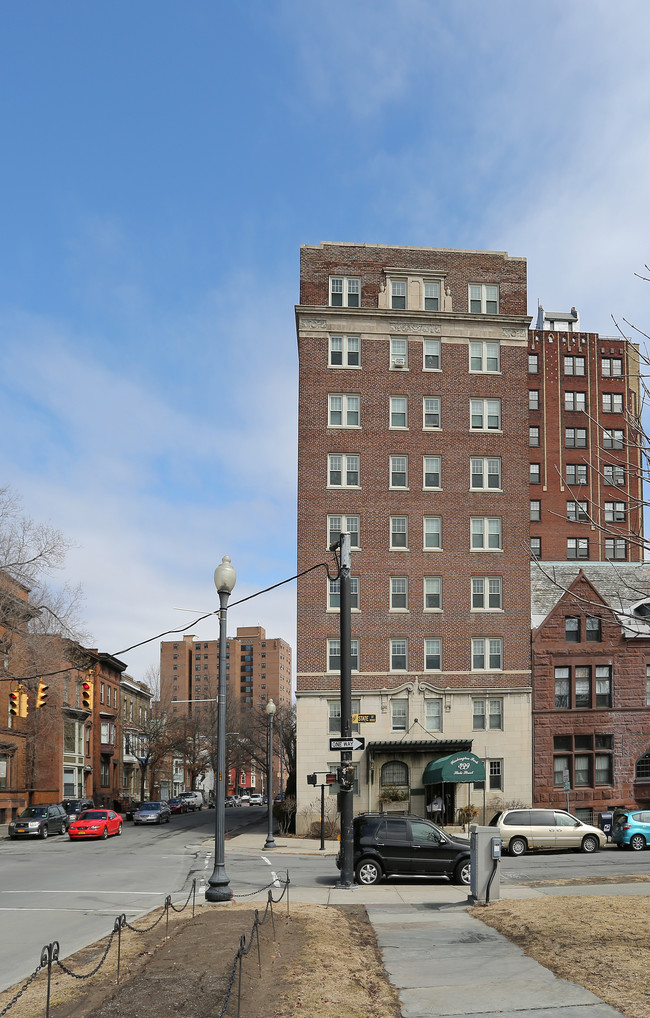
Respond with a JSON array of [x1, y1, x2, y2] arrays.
[[237, 935, 245, 1018], [39, 942, 59, 1018], [114, 915, 126, 984], [164, 896, 172, 941]]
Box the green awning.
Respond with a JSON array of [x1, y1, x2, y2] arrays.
[[423, 752, 485, 785]]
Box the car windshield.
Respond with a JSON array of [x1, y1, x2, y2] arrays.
[[139, 803, 161, 811], [62, 800, 83, 810], [79, 811, 105, 820], [20, 807, 47, 818]]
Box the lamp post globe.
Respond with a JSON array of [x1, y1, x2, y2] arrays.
[[264, 699, 276, 849]]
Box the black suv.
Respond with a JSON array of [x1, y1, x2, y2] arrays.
[[61, 798, 95, 822], [338, 813, 471, 886]]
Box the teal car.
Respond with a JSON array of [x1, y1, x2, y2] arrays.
[[612, 809, 650, 851]]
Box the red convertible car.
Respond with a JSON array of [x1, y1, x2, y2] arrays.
[[68, 809, 123, 840]]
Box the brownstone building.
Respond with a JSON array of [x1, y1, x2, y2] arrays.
[[295, 242, 533, 828]]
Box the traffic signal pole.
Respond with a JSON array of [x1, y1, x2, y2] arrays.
[[337, 532, 354, 888]]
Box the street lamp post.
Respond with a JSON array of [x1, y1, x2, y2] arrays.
[[264, 699, 276, 850], [205, 555, 237, 903]]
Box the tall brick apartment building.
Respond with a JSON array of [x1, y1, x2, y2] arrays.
[[295, 242, 533, 829]]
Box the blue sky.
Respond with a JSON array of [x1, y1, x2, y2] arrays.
[[2, 1, 650, 682]]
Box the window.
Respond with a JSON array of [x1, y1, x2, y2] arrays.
[[471, 638, 503, 671], [390, 396, 408, 428], [423, 456, 441, 489], [425, 697, 442, 730], [423, 397, 441, 429], [575, 666, 591, 707], [603, 464, 625, 486], [489, 760, 503, 790], [565, 427, 587, 448], [473, 698, 503, 730], [329, 334, 360, 367], [554, 734, 613, 787], [567, 537, 589, 559], [529, 426, 540, 447], [470, 341, 500, 372], [605, 501, 626, 522], [471, 577, 502, 610], [530, 500, 541, 521], [424, 576, 442, 610], [586, 617, 601, 642], [567, 500, 589, 522], [471, 399, 501, 430], [390, 640, 408, 672], [390, 516, 408, 549], [529, 389, 539, 410], [328, 454, 359, 487], [391, 698, 408, 729], [423, 339, 441, 370], [381, 761, 408, 787], [390, 279, 407, 310], [555, 667, 570, 707], [328, 576, 360, 610], [327, 639, 359, 672], [390, 576, 408, 610], [565, 617, 580, 642], [390, 336, 408, 368], [530, 536, 541, 557], [328, 394, 360, 427], [424, 280, 440, 310], [328, 514, 360, 549], [603, 429, 624, 450], [602, 357, 623, 377], [566, 464, 588, 485], [529, 463, 541, 484], [471, 517, 502, 550], [565, 391, 586, 412], [602, 393, 623, 414], [469, 283, 499, 314], [328, 699, 360, 734], [471, 457, 501, 489], [390, 455, 408, 488], [424, 638, 442, 671], [330, 276, 360, 307], [423, 516, 441, 549], [528, 353, 539, 374], [596, 666, 612, 707], [564, 356, 585, 376], [605, 538, 627, 560]]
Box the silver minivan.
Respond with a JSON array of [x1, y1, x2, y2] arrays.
[[489, 808, 605, 856]]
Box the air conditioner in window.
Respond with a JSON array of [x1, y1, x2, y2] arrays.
[[393, 356, 406, 367]]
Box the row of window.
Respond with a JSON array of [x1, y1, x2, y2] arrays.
[[329, 336, 500, 372], [328, 394, 502, 431], [327, 575, 503, 612], [327, 514, 503, 551], [329, 276, 499, 314], [529, 353, 624, 378], [328, 696, 503, 735], [554, 665, 612, 708], [531, 537, 628, 560], [329, 454, 503, 490], [553, 734, 613, 787], [326, 637, 503, 673], [529, 427, 625, 452], [530, 500, 627, 523], [557, 463, 626, 486]]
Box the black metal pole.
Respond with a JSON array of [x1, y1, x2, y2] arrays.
[[206, 588, 231, 901], [264, 708, 276, 849], [338, 532, 355, 887]]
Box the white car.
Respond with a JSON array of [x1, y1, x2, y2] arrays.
[[249, 793, 263, 806], [178, 791, 204, 811], [239, 793, 251, 805]]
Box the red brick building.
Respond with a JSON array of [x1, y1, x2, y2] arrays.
[[296, 242, 533, 827]]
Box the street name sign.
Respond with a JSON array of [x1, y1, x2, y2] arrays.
[[352, 713, 376, 723], [329, 737, 365, 751]]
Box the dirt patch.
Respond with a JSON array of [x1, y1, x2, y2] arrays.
[[475, 895, 650, 1018], [0, 901, 401, 1018]]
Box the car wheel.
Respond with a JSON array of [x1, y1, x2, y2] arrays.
[[355, 859, 383, 885], [581, 834, 599, 853], [39, 825, 48, 840], [630, 834, 646, 851], [117, 824, 123, 836], [453, 859, 471, 885], [101, 826, 108, 840], [508, 837, 527, 857]]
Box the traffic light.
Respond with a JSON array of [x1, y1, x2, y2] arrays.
[[81, 679, 93, 711], [9, 689, 20, 716], [36, 679, 49, 709], [19, 692, 28, 717]]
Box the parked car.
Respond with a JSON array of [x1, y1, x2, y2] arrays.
[[125, 800, 142, 821], [178, 791, 204, 811], [225, 795, 242, 808], [249, 793, 263, 806], [8, 804, 68, 839], [60, 797, 94, 822], [488, 808, 605, 856], [168, 797, 189, 815], [612, 809, 650, 851], [337, 813, 471, 886], [239, 793, 251, 805], [133, 801, 172, 825], [68, 809, 123, 840]]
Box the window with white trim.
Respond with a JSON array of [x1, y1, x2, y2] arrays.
[[564, 356, 585, 376], [473, 697, 503, 730], [603, 464, 625, 486], [327, 638, 359, 672], [528, 353, 539, 373], [329, 276, 360, 307], [605, 501, 626, 522], [489, 760, 503, 790], [530, 536, 541, 558], [602, 393, 623, 413], [565, 391, 586, 411], [328, 394, 360, 427], [530, 463, 541, 484], [329, 334, 360, 367], [529, 389, 540, 410], [605, 538, 627, 560], [390, 576, 408, 611], [328, 454, 359, 487], [567, 500, 589, 522], [390, 279, 407, 310], [423, 396, 441, 429], [471, 577, 502, 610], [424, 576, 442, 610], [390, 641, 408, 673], [602, 357, 623, 377], [423, 339, 441, 370], [390, 455, 408, 488], [529, 426, 540, 447], [390, 336, 408, 368], [567, 537, 589, 559], [424, 638, 442, 671], [423, 516, 441, 549], [565, 427, 587, 448], [469, 341, 500, 372], [390, 396, 408, 428], [471, 639, 503, 671], [328, 576, 360, 610], [390, 516, 408, 549], [603, 429, 624, 450], [471, 399, 501, 430], [530, 500, 541, 521], [423, 456, 441, 489], [328, 699, 360, 733], [469, 283, 499, 314], [424, 280, 440, 310], [328, 514, 360, 549], [471, 517, 502, 550], [391, 698, 409, 728], [425, 697, 442, 730], [471, 457, 501, 489], [566, 464, 588, 485]]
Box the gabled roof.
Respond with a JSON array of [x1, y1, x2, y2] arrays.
[[531, 561, 650, 636]]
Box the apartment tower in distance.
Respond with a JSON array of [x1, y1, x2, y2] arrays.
[[295, 242, 532, 831]]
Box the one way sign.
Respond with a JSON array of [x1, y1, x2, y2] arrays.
[[329, 737, 365, 751]]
